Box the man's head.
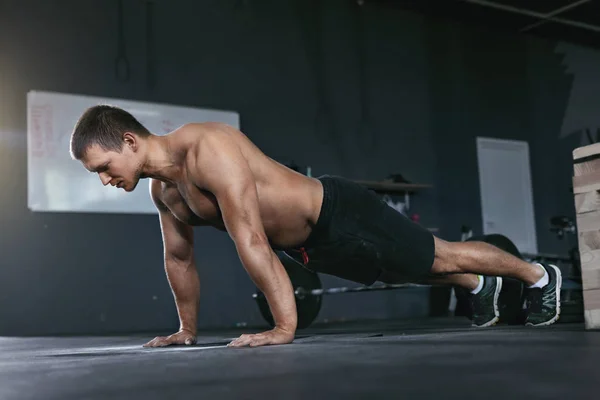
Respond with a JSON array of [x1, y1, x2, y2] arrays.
[[70, 105, 151, 192]]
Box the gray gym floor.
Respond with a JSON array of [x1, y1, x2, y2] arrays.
[[0, 318, 596, 400]]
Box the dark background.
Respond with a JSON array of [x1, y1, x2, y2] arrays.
[[0, 0, 591, 335]]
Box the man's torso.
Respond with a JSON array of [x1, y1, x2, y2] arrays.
[[154, 124, 323, 249]]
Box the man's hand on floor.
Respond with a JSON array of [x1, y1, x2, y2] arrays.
[[227, 326, 294, 348], [143, 329, 197, 348]]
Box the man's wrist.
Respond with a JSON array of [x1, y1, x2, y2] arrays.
[[180, 326, 197, 335], [275, 323, 296, 335]]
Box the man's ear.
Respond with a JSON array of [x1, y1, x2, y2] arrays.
[[123, 132, 138, 151]]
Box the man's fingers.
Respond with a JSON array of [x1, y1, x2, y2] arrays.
[[228, 339, 249, 347], [143, 336, 168, 348], [229, 334, 272, 348], [225, 330, 294, 349], [227, 334, 248, 347], [142, 337, 158, 347], [147, 332, 284, 349], [228, 334, 257, 348], [143, 332, 196, 348]]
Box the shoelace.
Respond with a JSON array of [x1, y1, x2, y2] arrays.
[[541, 287, 557, 309]]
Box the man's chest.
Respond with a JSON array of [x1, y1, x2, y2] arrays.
[[161, 182, 223, 228]]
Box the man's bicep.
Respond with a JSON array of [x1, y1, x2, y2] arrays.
[[158, 210, 195, 263], [216, 182, 266, 245], [150, 180, 194, 262]]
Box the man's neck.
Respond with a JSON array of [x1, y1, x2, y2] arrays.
[[140, 135, 181, 184]]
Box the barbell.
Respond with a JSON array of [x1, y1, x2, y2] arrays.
[[294, 282, 430, 297], [252, 278, 430, 329], [253, 233, 527, 329]]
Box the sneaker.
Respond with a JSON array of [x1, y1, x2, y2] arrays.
[[471, 276, 502, 327], [524, 263, 562, 326]]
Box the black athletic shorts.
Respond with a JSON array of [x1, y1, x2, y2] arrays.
[[283, 175, 435, 286]]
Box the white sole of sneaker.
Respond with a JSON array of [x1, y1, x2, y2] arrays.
[[474, 276, 502, 328], [526, 264, 562, 327]]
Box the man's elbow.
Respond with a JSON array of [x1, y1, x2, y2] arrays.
[[236, 232, 273, 262], [164, 249, 194, 267], [231, 226, 267, 247]]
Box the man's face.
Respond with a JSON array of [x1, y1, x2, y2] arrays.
[[81, 144, 142, 192]]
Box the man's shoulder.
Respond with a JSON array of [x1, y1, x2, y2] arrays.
[[181, 122, 244, 156], [177, 122, 234, 137], [148, 179, 173, 213], [179, 123, 248, 188], [171, 123, 234, 152]]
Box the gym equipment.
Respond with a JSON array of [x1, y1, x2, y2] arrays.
[[253, 254, 427, 329], [253, 254, 323, 329], [253, 259, 430, 329]]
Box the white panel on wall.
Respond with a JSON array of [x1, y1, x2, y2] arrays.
[[27, 91, 240, 214], [477, 137, 538, 254]]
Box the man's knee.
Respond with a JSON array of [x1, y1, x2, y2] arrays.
[[430, 237, 464, 274]]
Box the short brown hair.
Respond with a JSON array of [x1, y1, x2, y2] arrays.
[[70, 105, 151, 160]]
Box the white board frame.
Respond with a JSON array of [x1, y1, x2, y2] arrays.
[[27, 90, 240, 214], [476, 137, 538, 254]]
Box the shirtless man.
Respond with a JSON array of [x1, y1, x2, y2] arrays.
[[69, 105, 562, 348]]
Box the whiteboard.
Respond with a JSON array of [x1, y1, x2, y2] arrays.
[[27, 91, 240, 214]]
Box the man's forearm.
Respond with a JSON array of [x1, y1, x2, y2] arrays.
[[165, 260, 200, 334], [238, 244, 298, 332]]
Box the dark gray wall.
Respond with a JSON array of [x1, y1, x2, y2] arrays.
[[426, 18, 576, 252], [0, 0, 580, 336]]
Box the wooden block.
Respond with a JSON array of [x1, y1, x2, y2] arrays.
[[575, 191, 600, 214], [576, 210, 600, 233], [584, 288, 600, 310], [579, 232, 600, 253], [574, 142, 600, 161], [574, 156, 600, 177], [584, 309, 600, 330], [582, 269, 600, 290], [583, 289, 600, 328], [573, 172, 600, 194], [579, 248, 600, 290]]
